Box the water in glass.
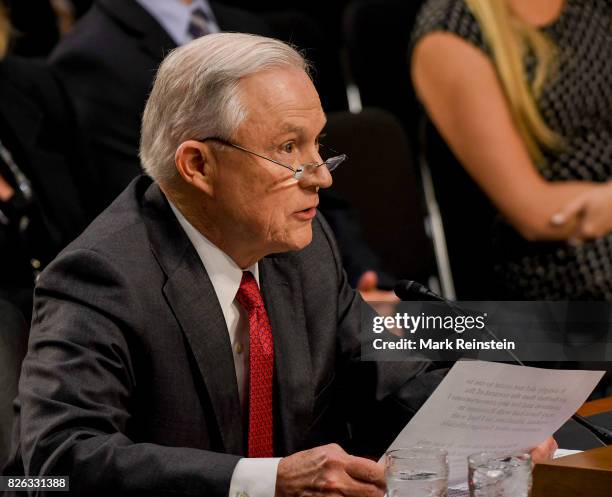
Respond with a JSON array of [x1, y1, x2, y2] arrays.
[[468, 453, 532, 497], [387, 470, 447, 497], [385, 448, 448, 497]]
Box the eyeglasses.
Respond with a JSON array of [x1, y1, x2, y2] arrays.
[[197, 136, 347, 180]]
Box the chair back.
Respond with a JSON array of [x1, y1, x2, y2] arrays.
[[324, 108, 437, 284], [422, 119, 499, 299]]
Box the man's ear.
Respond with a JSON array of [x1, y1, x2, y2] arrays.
[[175, 140, 216, 195]]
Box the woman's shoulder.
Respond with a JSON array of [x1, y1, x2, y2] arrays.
[[412, 0, 488, 54]]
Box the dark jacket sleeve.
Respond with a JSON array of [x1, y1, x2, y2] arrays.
[[18, 248, 240, 497]]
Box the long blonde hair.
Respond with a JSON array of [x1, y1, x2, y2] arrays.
[[465, 0, 565, 164], [0, 3, 9, 59]]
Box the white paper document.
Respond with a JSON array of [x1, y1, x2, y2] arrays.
[[384, 361, 604, 485]]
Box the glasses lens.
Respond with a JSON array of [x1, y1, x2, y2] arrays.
[[324, 154, 347, 172], [295, 154, 347, 179]]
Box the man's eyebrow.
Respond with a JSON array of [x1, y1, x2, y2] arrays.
[[275, 124, 303, 136], [274, 119, 328, 137]]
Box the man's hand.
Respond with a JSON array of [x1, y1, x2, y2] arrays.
[[529, 436, 558, 463], [275, 443, 385, 497], [357, 271, 399, 303], [551, 182, 612, 242]]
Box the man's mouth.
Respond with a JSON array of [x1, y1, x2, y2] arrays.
[[293, 205, 318, 221]]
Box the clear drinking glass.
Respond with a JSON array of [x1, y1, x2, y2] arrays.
[[468, 452, 532, 497], [385, 447, 448, 497]]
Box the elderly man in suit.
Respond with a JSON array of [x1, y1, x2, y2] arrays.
[[11, 33, 446, 496], [49, 0, 394, 298]]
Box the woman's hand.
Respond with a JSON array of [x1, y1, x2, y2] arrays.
[[551, 182, 612, 242]]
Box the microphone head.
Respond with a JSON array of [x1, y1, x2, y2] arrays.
[[394, 280, 443, 301]]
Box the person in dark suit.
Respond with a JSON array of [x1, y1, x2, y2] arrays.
[[0, 3, 99, 320], [49, 0, 398, 300], [8, 33, 447, 496]]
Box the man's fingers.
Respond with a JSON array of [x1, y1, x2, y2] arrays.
[[345, 456, 386, 486], [546, 437, 559, 457], [343, 479, 385, 497], [530, 436, 558, 462]]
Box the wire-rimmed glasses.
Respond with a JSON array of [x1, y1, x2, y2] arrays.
[[197, 136, 347, 180]]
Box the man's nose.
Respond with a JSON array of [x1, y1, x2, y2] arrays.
[[315, 163, 333, 189], [299, 162, 333, 191]]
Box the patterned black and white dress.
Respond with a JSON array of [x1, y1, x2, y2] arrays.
[[412, 0, 612, 299]]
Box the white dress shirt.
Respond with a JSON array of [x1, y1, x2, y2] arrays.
[[169, 202, 280, 497], [135, 0, 220, 45]]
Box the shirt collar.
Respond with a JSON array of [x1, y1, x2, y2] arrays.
[[168, 201, 259, 325], [134, 0, 220, 46]]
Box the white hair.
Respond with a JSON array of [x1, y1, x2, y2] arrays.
[[140, 32, 310, 186]]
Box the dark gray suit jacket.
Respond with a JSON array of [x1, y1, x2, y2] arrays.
[[10, 176, 443, 496]]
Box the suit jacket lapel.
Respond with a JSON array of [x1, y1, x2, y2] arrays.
[[260, 256, 314, 455], [0, 74, 41, 148], [98, 0, 177, 60], [142, 183, 244, 455]]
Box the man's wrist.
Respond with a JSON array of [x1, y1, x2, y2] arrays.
[[228, 457, 281, 497]]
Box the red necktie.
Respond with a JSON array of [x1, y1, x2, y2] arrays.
[[235, 271, 274, 457]]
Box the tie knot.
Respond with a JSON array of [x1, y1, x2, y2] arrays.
[[236, 271, 264, 312], [191, 7, 209, 20], [188, 7, 211, 39]]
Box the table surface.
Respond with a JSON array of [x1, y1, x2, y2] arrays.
[[578, 396, 612, 417]]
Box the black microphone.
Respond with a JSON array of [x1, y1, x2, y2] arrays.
[[394, 280, 442, 302], [394, 279, 612, 446], [570, 413, 612, 445]]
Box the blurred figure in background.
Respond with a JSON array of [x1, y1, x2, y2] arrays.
[[412, 0, 612, 299], [49, 0, 278, 208], [0, 1, 98, 320], [4, 0, 82, 57], [49, 0, 77, 36]]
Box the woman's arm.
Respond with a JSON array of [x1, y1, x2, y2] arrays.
[[412, 32, 597, 241]]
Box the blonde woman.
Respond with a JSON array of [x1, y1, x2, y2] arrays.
[[411, 0, 612, 299]]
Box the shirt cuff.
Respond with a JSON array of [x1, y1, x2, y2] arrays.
[[228, 457, 282, 497]]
